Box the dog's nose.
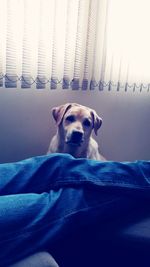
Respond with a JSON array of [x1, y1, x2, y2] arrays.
[[71, 130, 83, 143]]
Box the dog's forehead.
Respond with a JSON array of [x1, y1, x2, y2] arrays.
[[66, 106, 92, 118]]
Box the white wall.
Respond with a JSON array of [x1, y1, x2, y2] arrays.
[[0, 87, 150, 163]]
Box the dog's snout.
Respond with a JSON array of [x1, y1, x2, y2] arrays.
[[71, 130, 83, 143], [72, 130, 83, 139]]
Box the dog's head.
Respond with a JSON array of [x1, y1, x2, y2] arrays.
[[52, 103, 102, 146]]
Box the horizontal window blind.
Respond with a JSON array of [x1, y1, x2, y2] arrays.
[[0, 0, 150, 92]]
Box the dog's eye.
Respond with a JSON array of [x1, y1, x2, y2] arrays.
[[83, 119, 91, 127], [66, 115, 75, 122]]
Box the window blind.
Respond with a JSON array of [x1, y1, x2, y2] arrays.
[[0, 0, 150, 92]]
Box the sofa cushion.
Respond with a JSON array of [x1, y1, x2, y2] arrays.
[[10, 252, 59, 267]]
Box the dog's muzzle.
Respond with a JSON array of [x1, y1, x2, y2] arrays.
[[66, 130, 84, 146]]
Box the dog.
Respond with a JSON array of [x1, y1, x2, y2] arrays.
[[47, 103, 105, 160]]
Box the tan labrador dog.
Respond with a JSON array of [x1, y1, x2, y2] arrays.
[[47, 103, 105, 160]]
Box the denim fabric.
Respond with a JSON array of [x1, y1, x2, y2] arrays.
[[0, 153, 150, 266]]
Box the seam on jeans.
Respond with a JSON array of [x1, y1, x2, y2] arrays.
[[50, 179, 150, 189], [1, 174, 149, 194], [0, 196, 121, 244]]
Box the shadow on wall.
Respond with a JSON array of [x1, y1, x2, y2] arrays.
[[0, 87, 149, 163]]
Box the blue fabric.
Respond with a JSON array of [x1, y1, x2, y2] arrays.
[[0, 153, 150, 266]]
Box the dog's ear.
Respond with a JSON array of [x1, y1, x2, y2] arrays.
[[52, 103, 72, 125], [91, 110, 102, 135]]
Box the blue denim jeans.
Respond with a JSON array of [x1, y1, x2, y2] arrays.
[[0, 153, 150, 266]]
